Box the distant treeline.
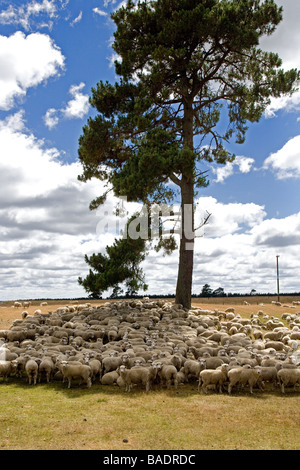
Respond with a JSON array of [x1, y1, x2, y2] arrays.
[[7, 291, 300, 302]]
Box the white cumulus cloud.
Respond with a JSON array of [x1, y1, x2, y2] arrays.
[[44, 82, 90, 129], [0, 31, 65, 111], [263, 135, 300, 179]]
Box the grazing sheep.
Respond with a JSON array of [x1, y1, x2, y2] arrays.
[[198, 364, 229, 394], [277, 368, 300, 394]]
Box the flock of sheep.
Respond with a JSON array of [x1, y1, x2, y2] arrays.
[[0, 298, 300, 395]]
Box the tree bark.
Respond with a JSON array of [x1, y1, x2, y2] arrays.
[[175, 98, 194, 309], [175, 175, 194, 309]]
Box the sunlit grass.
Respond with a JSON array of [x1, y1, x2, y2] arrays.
[[0, 379, 299, 450]]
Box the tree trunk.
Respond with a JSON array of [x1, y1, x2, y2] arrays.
[[175, 175, 194, 309], [175, 98, 194, 309]]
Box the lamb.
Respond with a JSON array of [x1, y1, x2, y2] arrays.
[[277, 368, 300, 394], [228, 365, 262, 394], [60, 361, 92, 389], [198, 364, 229, 394]]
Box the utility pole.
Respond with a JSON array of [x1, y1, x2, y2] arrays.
[[276, 255, 280, 302]]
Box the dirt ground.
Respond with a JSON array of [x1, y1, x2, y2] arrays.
[[0, 295, 299, 329]]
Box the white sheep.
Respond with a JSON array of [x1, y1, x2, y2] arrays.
[[277, 368, 300, 394], [25, 358, 39, 385], [118, 364, 157, 392], [228, 366, 262, 394], [0, 361, 12, 382], [60, 361, 92, 389], [198, 364, 229, 394]]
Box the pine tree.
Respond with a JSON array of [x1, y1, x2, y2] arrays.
[[78, 0, 299, 308]]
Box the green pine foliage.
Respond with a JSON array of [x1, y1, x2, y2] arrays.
[[78, 0, 299, 306]]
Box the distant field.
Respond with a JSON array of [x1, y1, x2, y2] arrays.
[[1, 295, 299, 329]]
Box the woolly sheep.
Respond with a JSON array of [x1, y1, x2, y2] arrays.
[[101, 371, 119, 385], [60, 361, 92, 389], [0, 361, 12, 381], [25, 358, 39, 385], [277, 368, 300, 393], [156, 363, 178, 389], [118, 364, 157, 392], [38, 357, 55, 383], [198, 364, 229, 394], [228, 366, 262, 394]]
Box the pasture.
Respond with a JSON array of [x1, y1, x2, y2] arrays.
[[0, 296, 299, 450]]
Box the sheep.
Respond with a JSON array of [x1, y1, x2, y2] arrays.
[[101, 371, 119, 385], [0, 361, 12, 382], [38, 357, 55, 383], [13, 302, 22, 308], [228, 366, 262, 395], [25, 358, 39, 385], [59, 361, 92, 389], [255, 366, 279, 391], [183, 358, 206, 381], [277, 368, 300, 394], [101, 355, 123, 377], [156, 363, 178, 389], [11, 356, 27, 378], [198, 364, 229, 394], [118, 364, 157, 392], [201, 356, 225, 370], [84, 357, 102, 382]]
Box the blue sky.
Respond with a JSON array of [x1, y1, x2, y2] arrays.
[[0, 0, 300, 300]]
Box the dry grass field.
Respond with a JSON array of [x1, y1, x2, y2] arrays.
[[0, 296, 299, 450]]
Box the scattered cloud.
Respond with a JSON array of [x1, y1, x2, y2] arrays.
[[62, 83, 90, 119], [0, 0, 58, 31], [43, 108, 60, 129], [44, 82, 90, 129], [70, 10, 82, 26], [263, 135, 300, 179], [93, 8, 108, 17], [212, 155, 255, 183], [0, 31, 65, 111]]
